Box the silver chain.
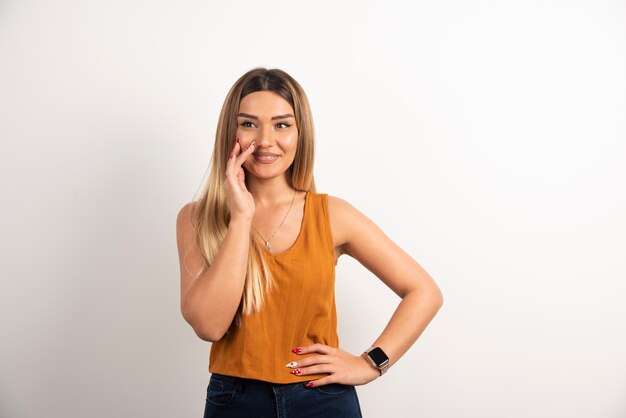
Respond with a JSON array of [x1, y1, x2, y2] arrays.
[[252, 189, 298, 252]]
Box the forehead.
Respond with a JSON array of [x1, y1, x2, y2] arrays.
[[238, 91, 294, 116]]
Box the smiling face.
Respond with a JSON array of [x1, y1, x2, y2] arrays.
[[237, 91, 299, 182]]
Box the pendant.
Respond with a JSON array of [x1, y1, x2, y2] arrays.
[[265, 241, 271, 251]]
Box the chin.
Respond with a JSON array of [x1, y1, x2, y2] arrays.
[[244, 166, 289, 180]]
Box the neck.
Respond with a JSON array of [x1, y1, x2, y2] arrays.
[[246, 174, 296, 208]]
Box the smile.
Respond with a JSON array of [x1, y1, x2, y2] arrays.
[[253, 153, 280, 164]]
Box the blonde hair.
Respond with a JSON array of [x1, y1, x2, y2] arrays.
[[192, 67, 316, 328]]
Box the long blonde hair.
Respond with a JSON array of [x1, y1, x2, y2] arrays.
[[192, 67, 316, 328]]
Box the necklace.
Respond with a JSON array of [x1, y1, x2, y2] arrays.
[[253, 189, 298, 252]]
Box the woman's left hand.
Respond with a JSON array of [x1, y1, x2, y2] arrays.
[[287, 343, 380, 387]]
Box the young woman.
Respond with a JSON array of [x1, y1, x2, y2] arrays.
[[176, 67, 443, 417]]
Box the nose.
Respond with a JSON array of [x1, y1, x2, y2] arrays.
[[255, 124, 274, 148]]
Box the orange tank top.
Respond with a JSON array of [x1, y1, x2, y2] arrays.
[[208, 191, 338, 383]]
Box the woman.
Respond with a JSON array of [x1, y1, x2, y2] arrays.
[[176, 67, 443, 417]]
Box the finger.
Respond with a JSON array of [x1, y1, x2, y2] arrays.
[[285, 355, 330, 369], [236, 141, 256, 157], [229, 140, 242, 162], [226, 142, 241, 181], [225, 160, 247, 196], [234, 140, 255, 166], [293, 343, 333, 355], [226, 140, 245, 182], [226, 142, 249, 184], [305, 376, 335, 388], [291, 364, 334, 377], [236, 167, 247, 191]]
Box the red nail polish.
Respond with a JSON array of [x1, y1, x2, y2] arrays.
[[292, 347, 302, 354], [305, 382, 314, 388], [291, 368, 302, 375]]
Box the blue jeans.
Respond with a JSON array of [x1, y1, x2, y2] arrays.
[[203, 373, 363, 418]]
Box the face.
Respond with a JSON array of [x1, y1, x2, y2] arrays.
[[236, 91, 299, 181]]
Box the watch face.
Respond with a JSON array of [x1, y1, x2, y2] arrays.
[[368, 347, 389, 366]]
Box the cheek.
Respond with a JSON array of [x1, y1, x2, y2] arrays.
[[241, 153, 253, 163], [286, 131, 299, 151], [235, 127, 248, 142], [241, 156, 253, 172], [235, 127, 259, 144]]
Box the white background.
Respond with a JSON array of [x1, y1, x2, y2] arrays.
[[1, 1, 625, 417]]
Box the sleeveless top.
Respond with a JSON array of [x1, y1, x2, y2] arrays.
[[208, 191, 339, 383]]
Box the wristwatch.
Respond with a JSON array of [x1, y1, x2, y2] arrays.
[[363, 346, 390, 375]]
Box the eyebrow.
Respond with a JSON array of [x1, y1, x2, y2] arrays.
[[237, 112, 295, 120]]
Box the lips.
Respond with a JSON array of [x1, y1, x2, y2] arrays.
[[253, 153, 280, 164]]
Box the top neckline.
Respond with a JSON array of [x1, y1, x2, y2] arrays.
[[261, 191, 310, 258]]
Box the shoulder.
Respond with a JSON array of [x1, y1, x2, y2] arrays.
[[177, 201, 197, 222], [325, 194, 374, 251], [314, 193, 356, 222], [326, 194, 356, 218], [176, 201, 199, 238]]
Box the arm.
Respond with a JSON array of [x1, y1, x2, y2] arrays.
[[176, 138, 257, 342], [290, 196, 443, 386], [176, 205, 251, 342]]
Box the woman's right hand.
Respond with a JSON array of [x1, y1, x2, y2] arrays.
[[224, 138, 256, 223]]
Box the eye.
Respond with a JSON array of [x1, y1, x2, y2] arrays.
[[240, 121, 256, 128], [276, 122, 291, 129]]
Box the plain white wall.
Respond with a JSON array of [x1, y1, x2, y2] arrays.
[[1, 0, 625, 417]]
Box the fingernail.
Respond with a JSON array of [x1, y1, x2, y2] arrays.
[[291, 368, 302, 375], [292, 347, 302, 354], [305, 382, 314, 388], [229, 151, 234, 159], [285, 361, 298, 368]]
